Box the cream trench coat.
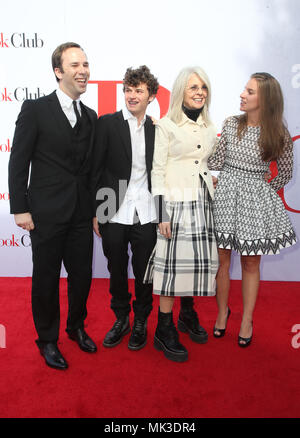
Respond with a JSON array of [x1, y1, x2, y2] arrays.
[[151, 114, 218, 202]]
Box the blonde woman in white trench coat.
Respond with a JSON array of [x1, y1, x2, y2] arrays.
[[144, 66, 219, 362]]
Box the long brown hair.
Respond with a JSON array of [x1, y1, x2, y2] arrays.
[[237, 72, 286, 161]]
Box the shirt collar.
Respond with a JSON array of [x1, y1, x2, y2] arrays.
[[122, 106, 146, 127], [56, 88, 80, 109]]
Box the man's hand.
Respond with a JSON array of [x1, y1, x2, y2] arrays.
[[93, 217, 101, 237], [158, 222, 171, 239], [14, 213, 35, 231]]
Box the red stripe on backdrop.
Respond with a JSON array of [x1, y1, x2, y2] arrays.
[[89, 80, 121, 117], [0, 278, 299, 418], [88, 81, 171, 118], [279, 135, 300, 213]]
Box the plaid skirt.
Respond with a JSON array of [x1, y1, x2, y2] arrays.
[[144, 179, 218, 297]]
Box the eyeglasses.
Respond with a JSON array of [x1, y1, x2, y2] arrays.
[[186, 85, 208, 94]]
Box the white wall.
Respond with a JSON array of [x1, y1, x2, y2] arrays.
[[0, 0, 299, 280]]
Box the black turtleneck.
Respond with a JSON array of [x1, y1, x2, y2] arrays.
[[182, 105, 203, 122]]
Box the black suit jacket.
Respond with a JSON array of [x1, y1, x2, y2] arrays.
[[94, 110, 155, 222], [8, 91, 97, 223]]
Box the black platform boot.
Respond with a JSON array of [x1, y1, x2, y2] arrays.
[[178, 297, 208, 344], [154, 309, 188, 362]]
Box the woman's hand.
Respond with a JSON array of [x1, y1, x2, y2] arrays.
[[264, 171, 271, 182], [212, 175, 218, 189], [158, 222, 172, 239]]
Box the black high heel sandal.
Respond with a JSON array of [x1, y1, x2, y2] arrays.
[[213, 308, 231, 338], [238, 323, 253, 348]]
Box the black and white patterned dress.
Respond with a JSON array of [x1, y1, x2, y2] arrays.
[[208, 116, 297, 255]]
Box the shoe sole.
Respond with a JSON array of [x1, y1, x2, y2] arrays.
[[177, 320, 208, 344], [102, 326, 131, 348], [40, 352, 68, 370], [128, 339, 147, 351], [154, 335, 188, 363], [68, 335, 97, 353]]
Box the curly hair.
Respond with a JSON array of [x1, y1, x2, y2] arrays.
[[123, 65, 159, 96]]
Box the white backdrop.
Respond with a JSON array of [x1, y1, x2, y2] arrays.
[[0, 0, 299, 280]]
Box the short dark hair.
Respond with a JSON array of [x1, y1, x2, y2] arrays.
[[51, 42, 83, 82], [123, 65, 159, 96]]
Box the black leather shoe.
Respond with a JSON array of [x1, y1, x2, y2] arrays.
[[68, 328, 97, 353], [39, 343, 68, 370], [154, 310, 188, 362], [178, 309, 208, 344], [103, 316, 130, 348], [128, 318, 147, 350]]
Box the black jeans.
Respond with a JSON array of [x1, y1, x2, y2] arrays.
[[99, 221, 157, 320]]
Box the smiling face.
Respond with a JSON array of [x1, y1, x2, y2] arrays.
[[54, 47, 90, 100], [240, 78, 260, 116], [183, 73, 208, 110], [124, 82, 155, 122]]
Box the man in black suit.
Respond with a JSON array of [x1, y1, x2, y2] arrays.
[[8, 42, 97, 370], [93, 66, 159, 351]]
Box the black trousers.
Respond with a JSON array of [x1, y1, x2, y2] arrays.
[[30, 215, 93, 346], [99, 221, 157, 320]]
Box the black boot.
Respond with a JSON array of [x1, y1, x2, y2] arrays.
[[103, 316, 130, 348], [178, 297, 208, 344], [154, 309, 188, 362], [128, 318, 147, 351]]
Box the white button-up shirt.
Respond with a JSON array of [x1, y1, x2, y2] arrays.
[[56, 88, 81, 127], [110, 107, 157, 225]]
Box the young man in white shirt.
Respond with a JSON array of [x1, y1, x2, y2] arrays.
[[93, 66, 159, 351]]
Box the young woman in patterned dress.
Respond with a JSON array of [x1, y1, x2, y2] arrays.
[[144, 67, 219, 362], [208, 73, 297, 347]]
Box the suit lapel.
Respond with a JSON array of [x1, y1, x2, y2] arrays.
[[47, 91, 73, 140], [116, 111, 132, 163]]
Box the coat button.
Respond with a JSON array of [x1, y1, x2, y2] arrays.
[[204, 172, 207, 175], [195, 160, 199, 164], [197, 145, 201, 148]]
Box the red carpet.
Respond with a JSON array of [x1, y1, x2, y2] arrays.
[[0, 278, 299, 419]]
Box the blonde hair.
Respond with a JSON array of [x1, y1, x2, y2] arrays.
[[167, 66, 212, 125]]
